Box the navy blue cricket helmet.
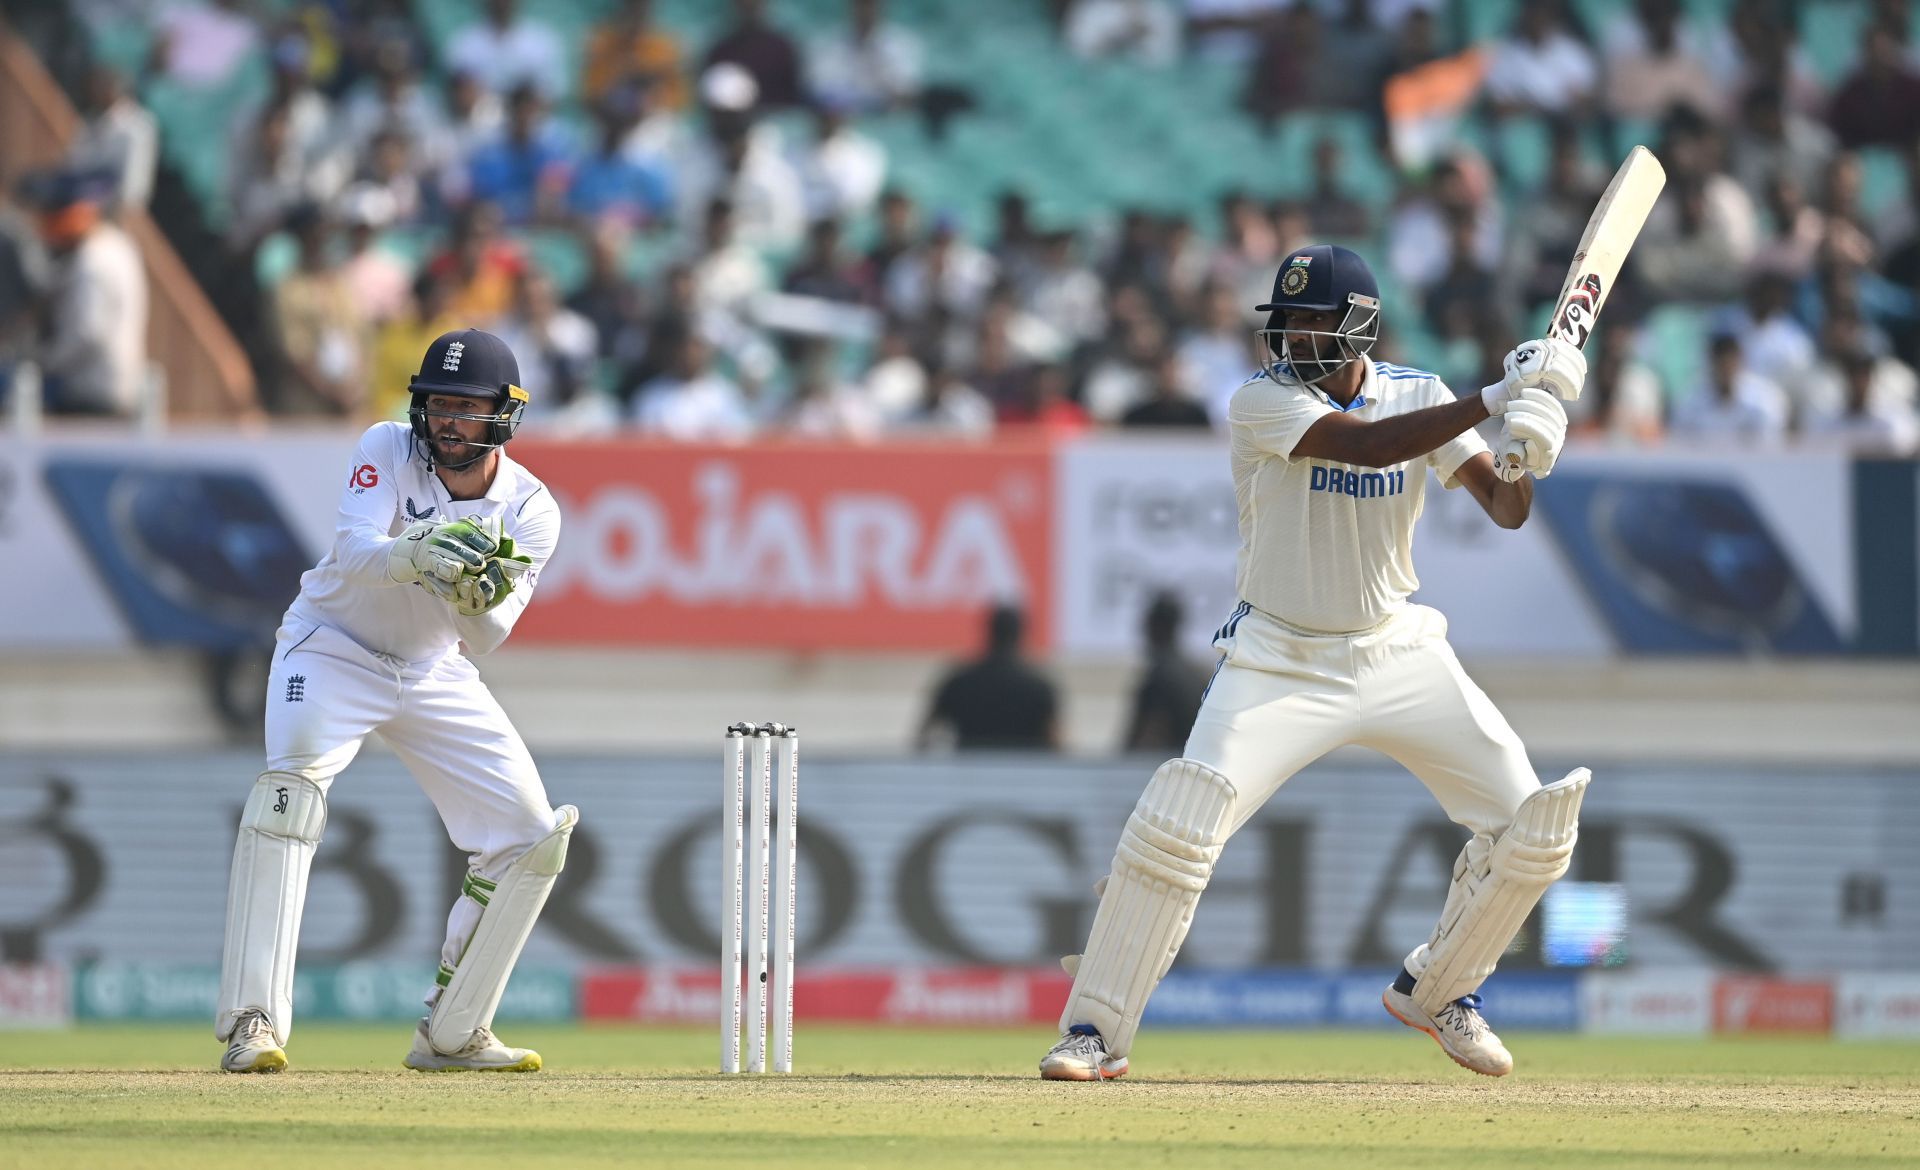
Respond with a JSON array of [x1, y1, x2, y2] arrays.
[[1255, 243, 1381, 385], [406, 328, 529, 470]]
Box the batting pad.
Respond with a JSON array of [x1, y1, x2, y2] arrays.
[[1059, 759, 1237, 1058], [1412, 768, 1590, 1013], [216, 771, 327, 1045], [428, 805, 578, 1053]]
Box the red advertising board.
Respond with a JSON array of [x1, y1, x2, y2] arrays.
[[510, 440, 1053, 651], [1712, 976, 1834, 1035], [581, 966, 1071, 1026], [0, 963, 70, 1027]]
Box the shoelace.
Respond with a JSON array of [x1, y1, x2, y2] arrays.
[[234, 1012, 271, 1044], [1436, 994, 1488, 1040], [1058, 1031, 1104, 1060]]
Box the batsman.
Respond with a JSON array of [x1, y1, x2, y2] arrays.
[[216, 328, 575, 1074], [1042, 244, 1590, 1080]]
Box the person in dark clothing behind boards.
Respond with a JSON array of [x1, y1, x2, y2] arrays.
[[917, 604, 1059, 751], [1123, 591, 1208, 752]]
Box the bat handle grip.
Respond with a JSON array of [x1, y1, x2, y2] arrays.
[[1498, 437, 1528, 482]]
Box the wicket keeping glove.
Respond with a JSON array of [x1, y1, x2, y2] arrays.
[[451, 533, 533, 616], [388, 516, 500, 587]]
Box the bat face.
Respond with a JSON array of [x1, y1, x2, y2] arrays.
[[1553, 273, 1605, 349], [1548, 146, 1666, 351], [1498, 147, 1665, 477]]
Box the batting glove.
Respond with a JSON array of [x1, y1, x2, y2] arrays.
[[1507, 336, 1588, 401], [1496, 387, 1570, 482]]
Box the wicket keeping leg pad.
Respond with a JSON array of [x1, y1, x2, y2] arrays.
[[216, 771, 328, 1045], [1411, 769, 1590, 1014], [1058, 759, 1237, 1057], [428, 805, 578, 1054]]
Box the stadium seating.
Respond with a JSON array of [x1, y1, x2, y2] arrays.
[[69, 0, 1914, 407]]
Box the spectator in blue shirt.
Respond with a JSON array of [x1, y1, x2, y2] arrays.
[[465, 83, 576, 225], [568, 83, 674, 230]]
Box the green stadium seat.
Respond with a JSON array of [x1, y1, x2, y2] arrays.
[[88, 22, 151, 78], [623, 230, 684, 281], [1642, 303, 1713, 406], [411, 0, 471, 53], [1798, 0, 1868, 87], [254, 231, 297, 288], [1460, 0, 1522, 45], [376, 225, 445, 271], [1611, 118, 1660, 165], [1565, 0, 1612, 36], [1857, 146, 1909, 222], [1495, 115, 1554, 194], [103, 0, 1417, 307], [143, 81, 232, 223], [519, 228, 589, 296]]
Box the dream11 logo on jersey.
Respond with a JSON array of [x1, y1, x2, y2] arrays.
[[511, 440, 1055, 652]]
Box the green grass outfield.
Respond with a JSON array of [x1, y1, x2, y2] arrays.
[[2, 1025, 1915, 1169]]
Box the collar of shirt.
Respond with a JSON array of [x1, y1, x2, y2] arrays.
[[1273, 357, 1374, 413], [435, 450, 527, 505], [478, 452, 533, 503]]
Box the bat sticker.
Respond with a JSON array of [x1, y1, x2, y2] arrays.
[[1553, 273, 1605, 348]]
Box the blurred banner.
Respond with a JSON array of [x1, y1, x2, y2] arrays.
[[1053, 438, 1859, 657], [9, 959, 1912, 1035], [1, 432, 345, 648], [574, 965, 1583, 1030], [59, 960, 574, 1025], [3, 753, 1912, 977], [515, 439, 1053, 652], [1, 430, 1909, 656]]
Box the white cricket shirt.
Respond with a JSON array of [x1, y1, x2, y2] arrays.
[[285, 422, 562, 662], [1224, 359, 1486, 635]]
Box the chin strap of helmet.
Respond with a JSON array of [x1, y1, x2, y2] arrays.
[[419, 437, 497, 473], [409, 385, 529, 471], [1260, 292, 1381, 386]]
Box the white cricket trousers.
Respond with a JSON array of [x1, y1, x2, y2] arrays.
[[1189, 603, 1539, 838], [264, 619, 560, 990]]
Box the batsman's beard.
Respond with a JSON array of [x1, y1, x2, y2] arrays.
[[1288, 330, 1354, 385]]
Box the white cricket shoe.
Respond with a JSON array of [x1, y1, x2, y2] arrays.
[[403, 1019, 542, 1072], [1039, 1024, 1128, 1081], [220, 1008, 287, 1074], [1383, 984, 1513, 1077]]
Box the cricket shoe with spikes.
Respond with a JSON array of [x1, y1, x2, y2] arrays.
[[1382, 968, 1513, 1077], [403, 1019, 542, 1072], [1039, 1024, 1129, 1081], [221, 1008, 287, 1073]]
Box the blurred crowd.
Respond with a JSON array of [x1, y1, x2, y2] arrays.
[[4, 0, 1919, 452]]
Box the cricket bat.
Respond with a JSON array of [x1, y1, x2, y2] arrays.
[[1500, 144, 1667, 476]]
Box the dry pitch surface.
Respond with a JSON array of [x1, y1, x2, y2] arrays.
[[2, 1025, 1915, 1169]]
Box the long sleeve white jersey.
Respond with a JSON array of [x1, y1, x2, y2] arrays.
[[285, 421, 561, 662], [1224, 359, 1486, 635]]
